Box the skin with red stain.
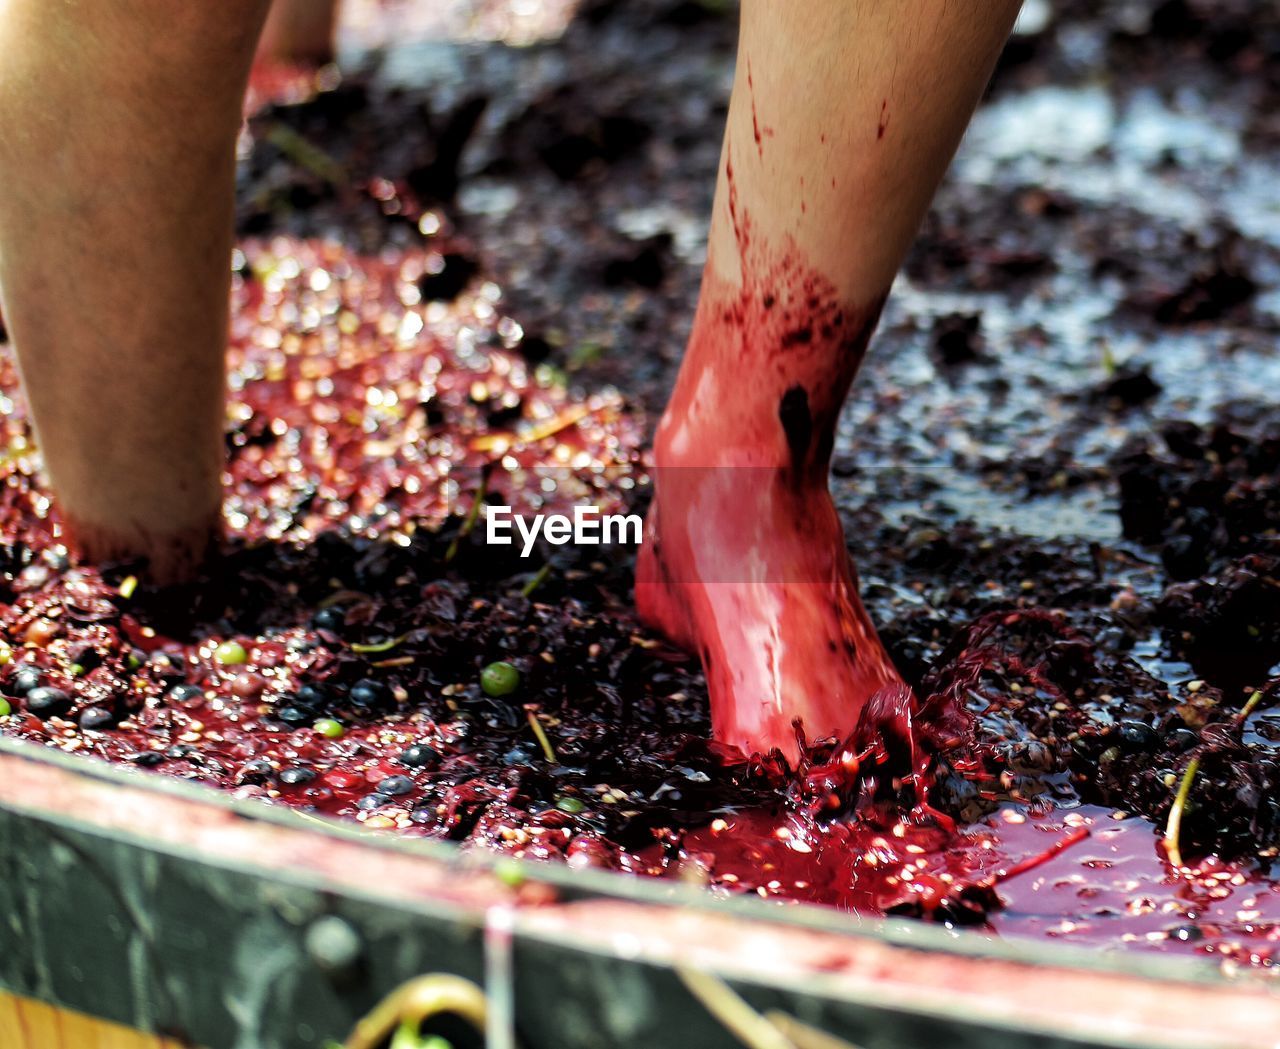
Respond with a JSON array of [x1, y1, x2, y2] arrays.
[[746, 60, 774, 159], [636, 216, 903, 760], [641, 3, 1022, 761]]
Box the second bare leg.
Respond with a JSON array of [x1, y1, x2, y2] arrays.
[[0, 0, 271, 580]]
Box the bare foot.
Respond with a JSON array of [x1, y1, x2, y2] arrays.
[[0, 0, 264, 586], [61, 513, 219, 586], [638, 467, 902, 764], [637, 232, 904, 764]]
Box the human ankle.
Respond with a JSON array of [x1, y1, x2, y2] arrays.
[[655, 242, 885, 478]]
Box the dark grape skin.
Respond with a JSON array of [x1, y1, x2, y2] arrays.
[[79, 707, 116, 731], [349, 678, 393, 714], [25, 686, 71, 719], [399, 744, 439, 768], [6, 666, 42, 698], [280, 766, 317, 786], [312, 607, 348, 635]]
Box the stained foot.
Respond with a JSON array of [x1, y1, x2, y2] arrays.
[[637, 451, 902, 763], [636, 172, 909, 762]]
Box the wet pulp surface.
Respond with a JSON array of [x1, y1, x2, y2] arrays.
[[1, 0, 1279, 971]]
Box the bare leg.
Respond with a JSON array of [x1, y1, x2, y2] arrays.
[[258, 0, 340, 63], [638, 1, 1022, 761], [0, 1, 270, 580]]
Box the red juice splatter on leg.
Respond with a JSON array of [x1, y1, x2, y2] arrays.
[[748, 61, 763, 158]]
